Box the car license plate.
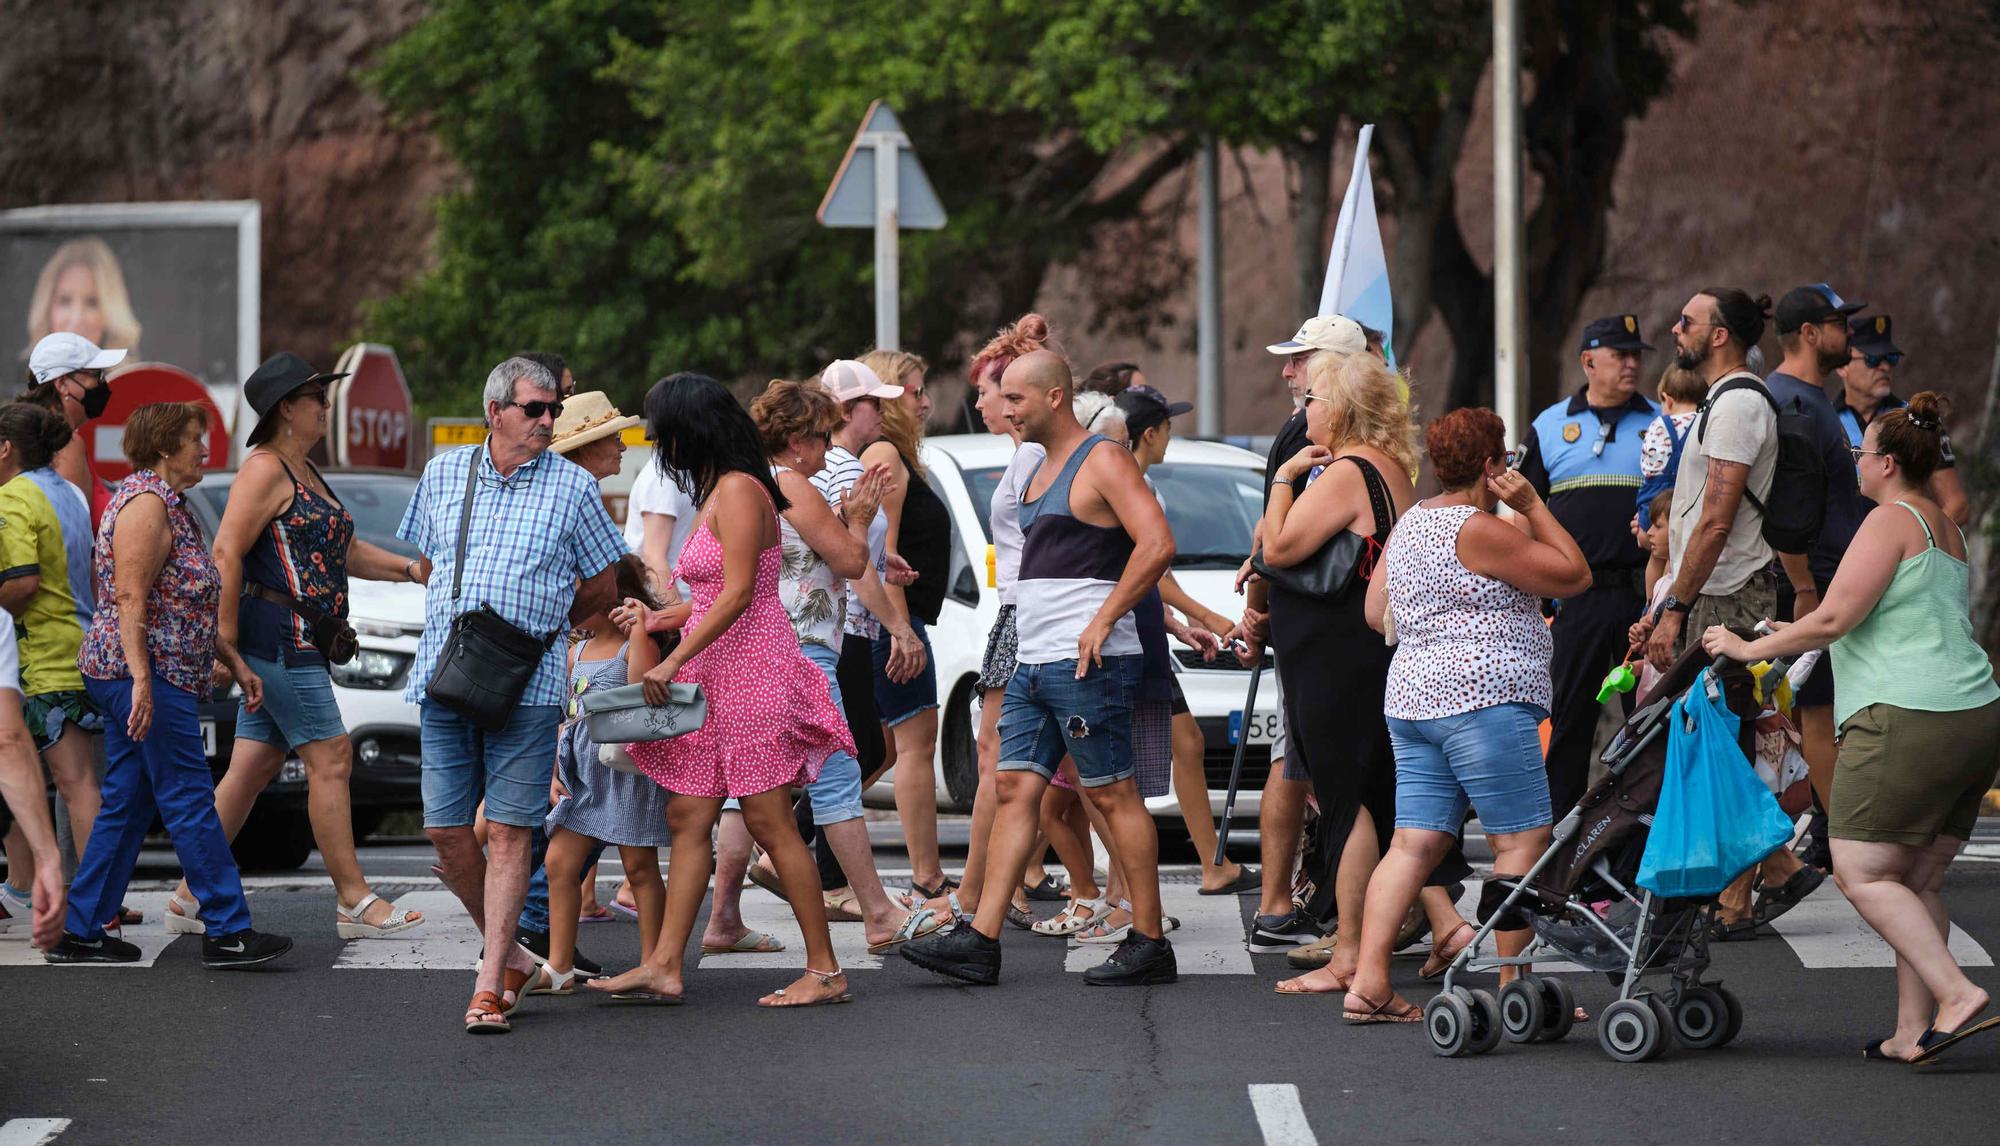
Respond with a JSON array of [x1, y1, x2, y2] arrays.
[[280, 759, 307, 784], [200, 718, 217, 758], [1229, 709, 1279, 746]]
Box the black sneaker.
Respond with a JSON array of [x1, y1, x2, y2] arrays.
[[1249, 911, 1320, 954], [203, 929, 293, 968], [901, 919, 1002, 985], [1083, 932, 1178, 986], [44, 931, 141, 964], [517, 928, 602, 978]]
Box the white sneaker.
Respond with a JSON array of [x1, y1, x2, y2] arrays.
[[0, 883, 30, 937]]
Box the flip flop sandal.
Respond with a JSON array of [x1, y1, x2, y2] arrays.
[[163, 892, 206, 936], [1911, 1014, 2000, 1064], [1197, 866, 1262, 896], [1022, 874, 1070, 902], [868, 907, 943, 955], [1420, 922, 1475, 980], [528, 963, 577, 996], [823, 889, 865, 923], [1275, 968, 1352, 996], [608, 900, 640, 921], [1032, 895, 1107, 938], [1005, 904, 1036, 931], [1863, 1038, 1909, 1062], [465, 991, 511, 1034], [746, 863, 789, 903], [1342, 993, 1423, 1024], [608, 988, 685, 1005], [701, 930, 787, 955], [759, 968, 851, 1008], [116, 905, 143, 926], [336, 892, 424, 940], [577, 907, 616, 924]]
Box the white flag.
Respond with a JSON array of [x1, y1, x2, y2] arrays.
[[1318, 124, 1395, 367]]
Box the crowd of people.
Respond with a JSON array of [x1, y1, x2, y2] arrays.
[[0, 285, 1993, 1062]]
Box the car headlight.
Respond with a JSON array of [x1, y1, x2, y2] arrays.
[[330, 650, 412, 690]]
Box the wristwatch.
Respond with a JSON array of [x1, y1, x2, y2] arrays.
[[1653, 595, 1691, 622]]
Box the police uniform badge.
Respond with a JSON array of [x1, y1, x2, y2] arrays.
[[1561, 422, 1581, 444], [1623, 315, 1637, 334], [1875, 316, 1887, 334]]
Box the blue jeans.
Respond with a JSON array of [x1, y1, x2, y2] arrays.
[[69, 676, 252, 937], [996, 656, 1142, 787], [801, 641, 865, 824], [1387, 702, 1554, 836], [418, 701, 561, 829]]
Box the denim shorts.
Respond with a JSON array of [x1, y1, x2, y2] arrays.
[[235, 653, 347, 750], [1387, 702, 1553, 835], [997, 656, 1141, 788], [870, 620, 939, 727], [800, 641, 865, 824], [419, 701, 562, 829], [23, 690, 103, 752]]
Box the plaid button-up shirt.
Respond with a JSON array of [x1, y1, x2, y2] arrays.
[[398, 443, 627, 707]]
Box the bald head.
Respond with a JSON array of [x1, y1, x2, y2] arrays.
[[1000, 349, 1078, 446]]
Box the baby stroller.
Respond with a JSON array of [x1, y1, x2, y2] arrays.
[[1423, 633, 1783, 1062]]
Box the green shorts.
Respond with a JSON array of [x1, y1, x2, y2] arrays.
[[1831, 698, 2000, 846], [23, 690, 104, 753]]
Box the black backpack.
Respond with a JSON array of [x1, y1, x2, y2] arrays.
[[1694, 374, 1824, 554]]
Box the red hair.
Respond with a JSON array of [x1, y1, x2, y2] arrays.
[[969, 312, 1054, 387], [1424, 407, 1507, 489]]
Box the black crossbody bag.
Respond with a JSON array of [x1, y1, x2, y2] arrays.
[[425, 453, 558, 730], [1249, 455, 1395, 601]]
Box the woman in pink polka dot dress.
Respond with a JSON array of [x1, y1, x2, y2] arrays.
[[589, 372, 855, 1009]]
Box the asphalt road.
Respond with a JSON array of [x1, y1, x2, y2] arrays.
[[4, 824, 1999, 1145]]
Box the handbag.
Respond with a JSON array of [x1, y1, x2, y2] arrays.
[[244, 581, 359, 664], [577, 681, 707, 744], [425, 452, 558, 731], [1250, 455, 1395, 601], [1636, 669, 1796, 898]]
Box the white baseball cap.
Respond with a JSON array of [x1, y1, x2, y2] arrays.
[[29, 332, 127, 385], [820, 359, 904, 403], [1264, 314, 1366, 358]]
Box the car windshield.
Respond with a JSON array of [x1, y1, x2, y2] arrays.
[[190, 471, 422, 560], [958, 459, 1261, 570]]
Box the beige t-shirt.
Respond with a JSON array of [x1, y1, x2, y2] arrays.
[[1667, 372, 1777, 596]]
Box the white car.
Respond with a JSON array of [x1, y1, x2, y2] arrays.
[[885, 434, 1280, 826]]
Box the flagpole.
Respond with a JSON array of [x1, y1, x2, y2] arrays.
[[1197, 135, 1223, 437], [1493, 0, 1529, 435]]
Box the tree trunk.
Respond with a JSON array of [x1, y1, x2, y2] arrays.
[[1283, 133, 1334, 321]]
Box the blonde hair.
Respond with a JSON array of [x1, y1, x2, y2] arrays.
[[1307, 351, 1419, 476], [859, 349, 928, 399], [876, 389, 927, 479], [26, 237, 143, 353]]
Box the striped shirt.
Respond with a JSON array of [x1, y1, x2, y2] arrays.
[[1014, 436, 1140, 665], [397, 444, 627, 707], [817, 446, 886, 639]]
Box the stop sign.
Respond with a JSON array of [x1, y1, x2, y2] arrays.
[[85, 362, 231, 484], [329, 343, 414, 470]]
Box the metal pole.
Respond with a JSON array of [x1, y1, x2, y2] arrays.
[[1197, 135, 1224, 437], [1492, 0, 1529, 434], [873, 134, 901, 351]]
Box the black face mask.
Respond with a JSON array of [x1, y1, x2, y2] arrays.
[[78, 381, 111, 420]]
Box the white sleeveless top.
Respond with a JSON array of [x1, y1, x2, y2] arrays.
[[1382, 501, 1552, 720]]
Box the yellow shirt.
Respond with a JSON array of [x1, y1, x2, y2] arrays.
[[0, 472, 88, 695]]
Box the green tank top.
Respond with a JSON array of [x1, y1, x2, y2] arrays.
[[1830, 501, 2000, 728]]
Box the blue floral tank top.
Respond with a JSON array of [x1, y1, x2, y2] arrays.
[[240, 455, 355, 664]]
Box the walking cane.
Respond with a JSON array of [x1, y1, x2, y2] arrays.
[[1212, 644, 1265, 868]]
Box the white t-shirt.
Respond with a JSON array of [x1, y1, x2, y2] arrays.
[[1668, 372, 1777, 597], [0, 617, 19, 695], [990, 443, 1046, 606], [625, 455, 698, 573]]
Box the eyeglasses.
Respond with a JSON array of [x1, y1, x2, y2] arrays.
[[506, 399, 564, 421], [1849, 446, 1887, 462], [1675, 313, 1717, 332], [1854, 352, 1903, 369]]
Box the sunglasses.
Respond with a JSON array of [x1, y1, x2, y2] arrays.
[[295, 388, 329, 406], [1854, 352, 1903, 369], [1675, 313, 1716, 331], [507, 399, 565, 420], [1849, 445, 1888, 463]]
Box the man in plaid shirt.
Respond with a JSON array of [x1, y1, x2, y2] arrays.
[[398, 356, 625, 1032]]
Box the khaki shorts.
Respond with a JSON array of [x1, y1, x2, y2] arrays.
[[1831, 698, 2000, 846], [1676, 569, 1778, 656]]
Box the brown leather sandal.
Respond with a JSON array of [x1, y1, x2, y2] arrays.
[[1342, 992, 1423, 1023], [465, 990, 511, 1034], [500, 965, 533, 1013], [1421, 922, 1475, 980], [1274, 968, 1352, 996]]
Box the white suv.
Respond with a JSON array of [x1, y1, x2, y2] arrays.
[[892, 434, 1279, 822]]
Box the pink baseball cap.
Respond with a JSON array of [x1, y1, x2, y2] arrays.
[[820, 359, 905, 403]]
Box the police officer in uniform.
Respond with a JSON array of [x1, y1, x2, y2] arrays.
[[1833, 314, 1972, 524], [1515, 314, 1660, 815]]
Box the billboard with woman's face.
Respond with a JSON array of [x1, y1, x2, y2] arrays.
[[0, 201, 259, 433]]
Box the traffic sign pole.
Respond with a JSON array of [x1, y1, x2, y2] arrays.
[[818, 101, 945, 356], [869, 128, 904, 351]]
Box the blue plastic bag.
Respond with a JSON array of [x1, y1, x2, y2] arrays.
[[1636, 669, 1795, 898]]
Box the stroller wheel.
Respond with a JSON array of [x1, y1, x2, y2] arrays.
[[1499, 978, 1546, 1043], [1424, 992, 1475, 1057], [1714, 985, 1744, 1047], [1599, 998, 1667, 1063], [1465, 989, 1503, 1055], [1672, 986, 1733, 1050], [1539, 978, 1577, 1043]]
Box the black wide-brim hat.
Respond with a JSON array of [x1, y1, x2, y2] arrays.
[[244, 351, 347, 438]]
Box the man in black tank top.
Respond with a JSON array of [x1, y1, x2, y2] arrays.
[[902, 351, 1179, 987]]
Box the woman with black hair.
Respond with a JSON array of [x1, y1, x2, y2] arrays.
[[591, 372, 857, 1007]]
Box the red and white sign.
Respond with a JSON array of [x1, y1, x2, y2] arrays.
[[86, 362, 231, 484], [330, 343, 414, 471]]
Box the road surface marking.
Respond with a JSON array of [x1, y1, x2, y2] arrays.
[[0, 892, 179, 969], [1247, 1084, 1316, 1146], [1065, 879, 1252, 974], [697, 886, 883, 972], [1770, 885, 1991, 968], [0, 1119, 71, 1145], [332, 891, 480, 971]]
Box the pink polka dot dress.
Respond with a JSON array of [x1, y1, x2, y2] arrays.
[[627, 511, 854, 799]]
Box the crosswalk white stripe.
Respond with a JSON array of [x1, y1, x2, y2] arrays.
[[1770, 885, 1992, 969], [1247, 1084, 1317, 1146], [1064, 881, 1253, 974], [331, 891, 479, 971], [0, 892, 180, 969], [0, 1119, 71, 1146]]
